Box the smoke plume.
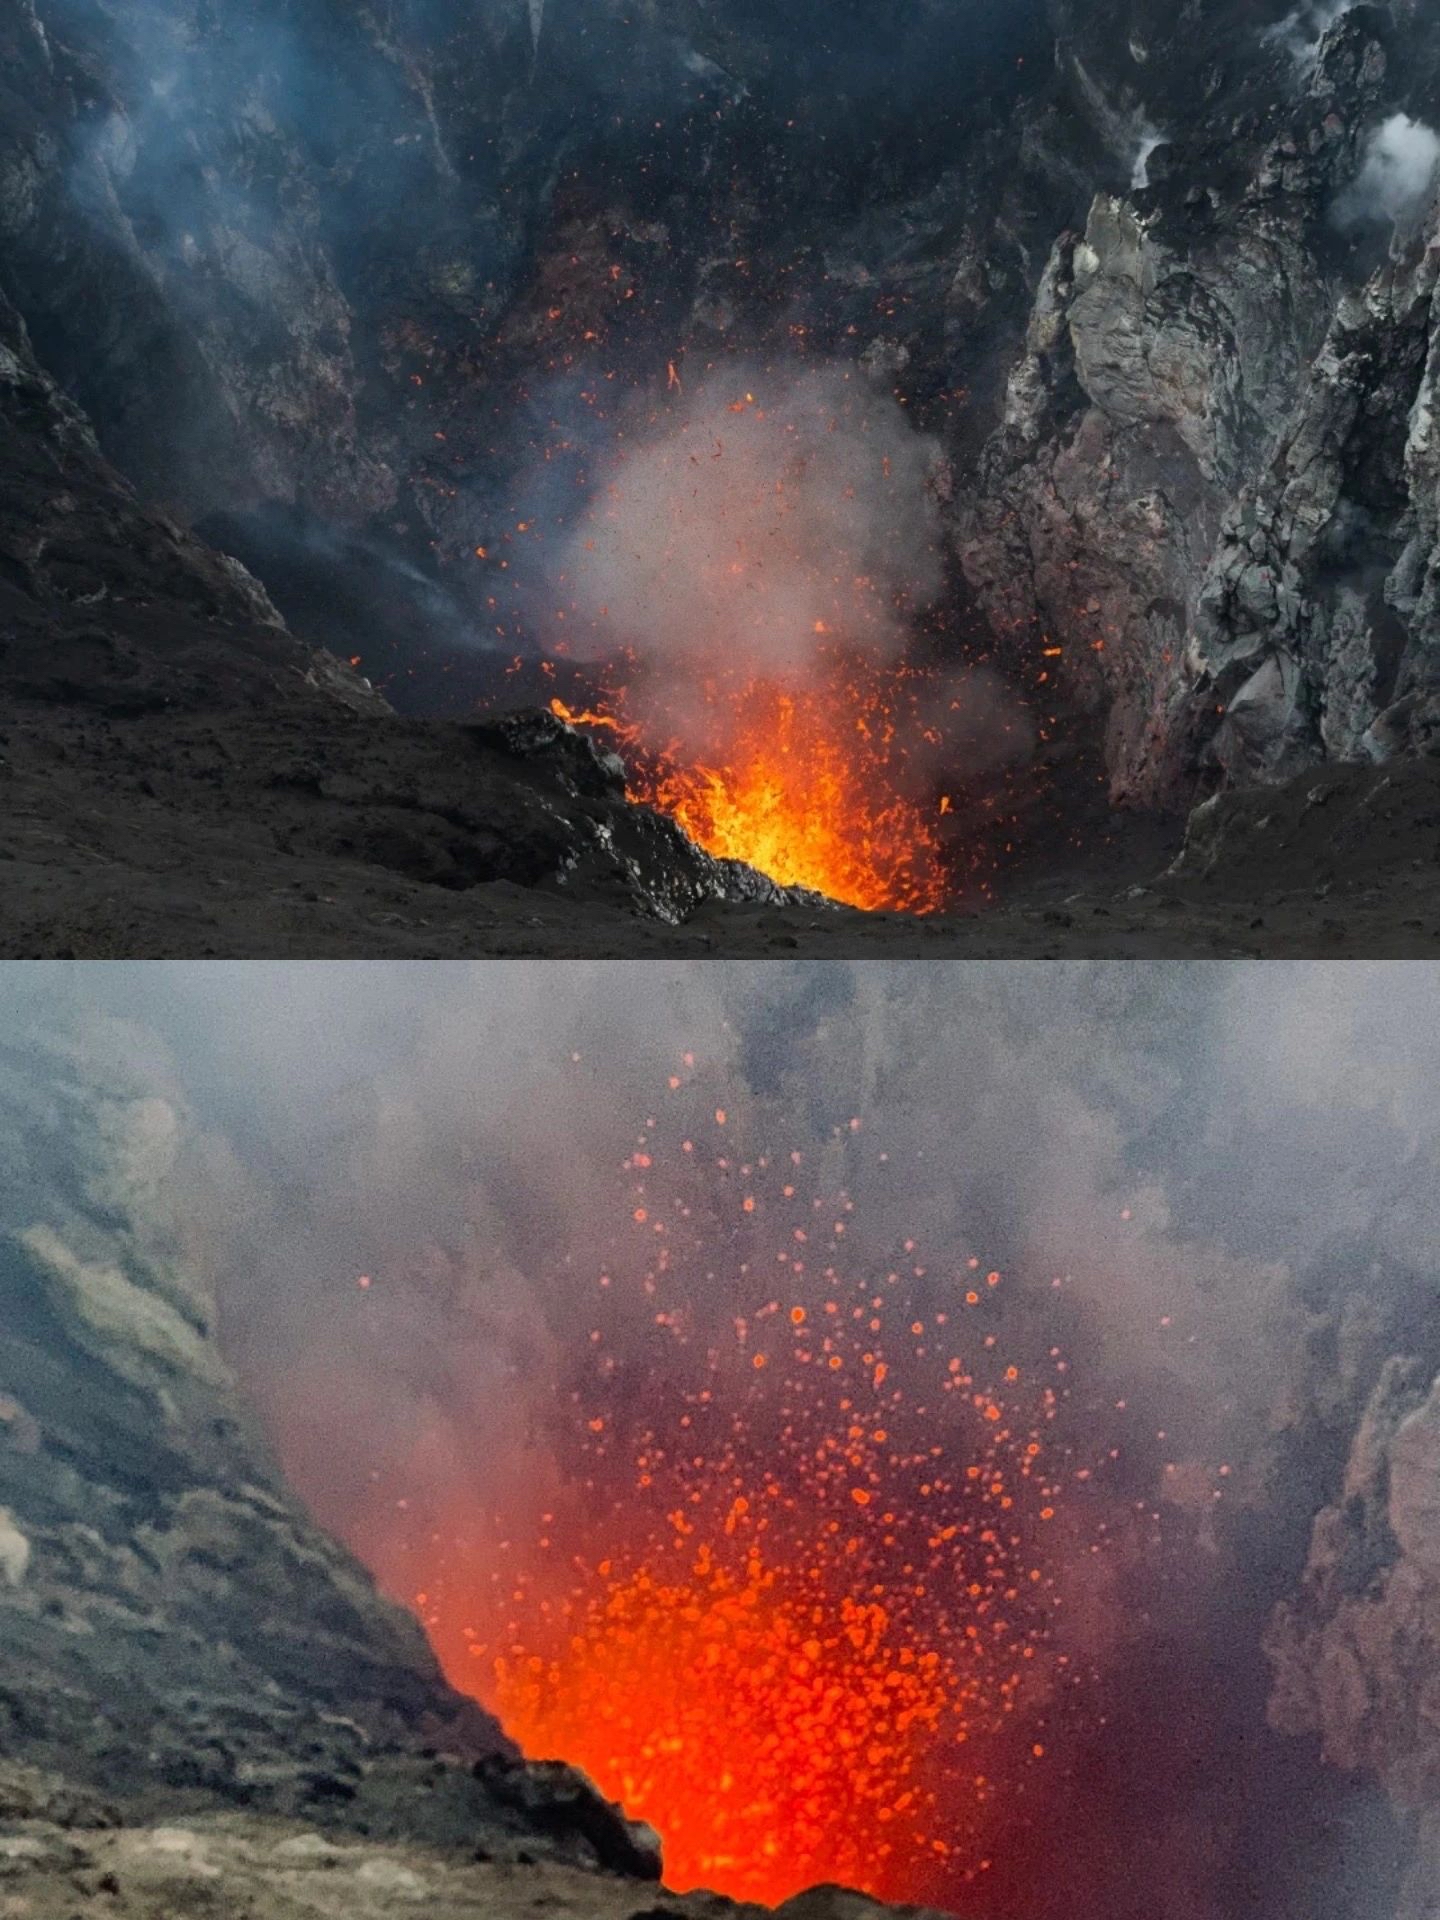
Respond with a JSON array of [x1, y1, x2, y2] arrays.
[[1264, 0, 1356, 73], [1335, 113, 1440, 231], [557, 365, 945, 675]]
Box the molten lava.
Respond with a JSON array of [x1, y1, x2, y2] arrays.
[[491, 1540, 958, 1902], [412, 1068, 1099, 1907], [551, 654, 955, 914]]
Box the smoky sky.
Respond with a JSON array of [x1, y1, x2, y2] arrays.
[[5, 959, 1438, 1920], [14, 959, 1440, 1526]]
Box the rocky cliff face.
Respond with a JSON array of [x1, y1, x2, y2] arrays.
[[959, 2, 1440, 805], [1266, 1363, 1440, 1920], [0, 1020, 504, 1805], [0, 1016, 698, 1894], [4, 0, 1440, 801], [1247, 1200, 1440, 1920], [9, 0, 1439, 806], [0, 271, 386, 712]]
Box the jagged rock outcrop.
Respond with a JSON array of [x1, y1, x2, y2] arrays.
[[1266, 1357, 1440, 1919], [0, 277, 385, 713], [1191, 232, 1440, 784], [958, 3, 1440, 805]]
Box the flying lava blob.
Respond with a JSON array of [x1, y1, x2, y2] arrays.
[[416, 1062, 1104, 1908], [553, 659, 955, 915]]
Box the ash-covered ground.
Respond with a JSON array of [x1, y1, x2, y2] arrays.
[[3, 0, 1440, 955]]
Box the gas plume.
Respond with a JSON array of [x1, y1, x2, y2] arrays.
[[1335, 113, 1440, 231], [557, 365, 944, 679]]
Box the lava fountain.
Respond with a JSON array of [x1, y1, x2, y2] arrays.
[[535, 365, 1031, 914], [554, 655, 957, 913], [410, 1064, 1104, 1906]]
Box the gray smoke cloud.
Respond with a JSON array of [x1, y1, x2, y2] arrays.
[[538, 361, 1032, 780], [3, 960, 1436, 1920], [556, 365, 947, 675], [14, 961, 1440, 1552], [1335, 113, 1440, 231]]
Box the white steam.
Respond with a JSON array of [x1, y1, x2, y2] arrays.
[[557, 364, 946, 676], [1335, 113, 1440, 230], [1263, 0, 1355, 73], [1069, 57, 1162, 194], [1131, 126, 1165, 189]]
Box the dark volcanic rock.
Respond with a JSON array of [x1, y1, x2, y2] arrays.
[[0, 1023, 708, 1883], [468, 709, 631, 801], [0, 272, 819, 939], [0, 280, 377, 715], [958, 2, 1440, 807], [0, 1027, 505, 1806], [475, 1758, 663, 1880], [2, 0, 1440, 948]]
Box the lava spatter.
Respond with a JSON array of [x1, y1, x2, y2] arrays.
[[421, 1063, 1103, 1907], [554, 657, 957, 915]]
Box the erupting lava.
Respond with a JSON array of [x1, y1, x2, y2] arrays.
[[551, 657, 954, 914], [413, 1066, 1100, 1907], [527, 365, 1016, 915]]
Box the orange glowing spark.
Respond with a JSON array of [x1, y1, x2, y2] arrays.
[[553, 661, 952, 914], [414, 1073, 1094, 1909], [551, 699, 635, 737]]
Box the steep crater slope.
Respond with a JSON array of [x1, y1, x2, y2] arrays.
[[0, 1021, 718, 1893], [0, 1021, 500, 1808]]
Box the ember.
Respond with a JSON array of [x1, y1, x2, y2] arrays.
[[415, 1065, 1095, 1907]]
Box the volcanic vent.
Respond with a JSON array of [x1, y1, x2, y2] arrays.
[[6, 965, 1438, 1919], [530, 365, 1035, 913], [375, 1061, 1106, 1908]]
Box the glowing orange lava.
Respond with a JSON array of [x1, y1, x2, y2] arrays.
[[414, 1069, 1096, 1908], [491, 1541, 958, 1903], [551, 657, 953, 914]]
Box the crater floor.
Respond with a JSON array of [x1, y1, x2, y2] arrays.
[[0, 1767, 947, 1920], [5, 688, 1439, 957]]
